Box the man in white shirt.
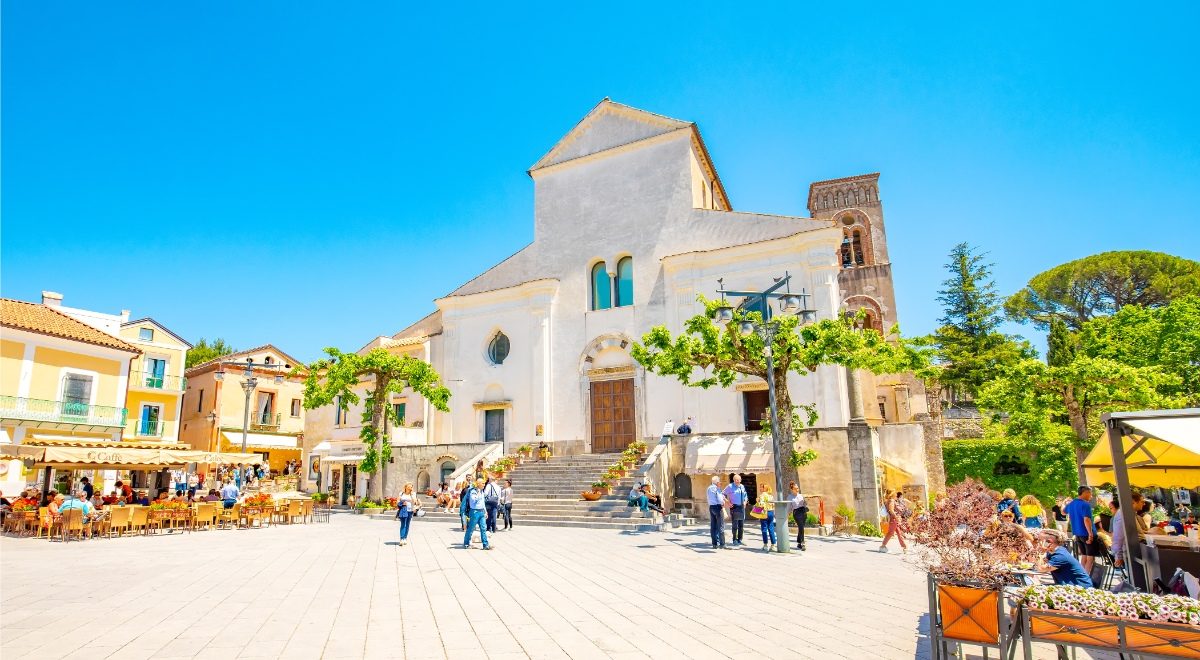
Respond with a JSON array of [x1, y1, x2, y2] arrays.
[[483, 478, 503, 533], [724, 475, 748, 546], [707, 476, 728, 549]]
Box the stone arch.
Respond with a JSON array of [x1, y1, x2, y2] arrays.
[[578, 333, 637, 374], [416, 470, 430, 492], [842, 295, 885, 334], [834, 210, 875, 267], [673, 472, 693, 499]]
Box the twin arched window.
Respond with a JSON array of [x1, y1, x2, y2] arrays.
[[591, 257, 634, 310]]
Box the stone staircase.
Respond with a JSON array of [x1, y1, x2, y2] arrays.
[[374, 453, 694, 532]]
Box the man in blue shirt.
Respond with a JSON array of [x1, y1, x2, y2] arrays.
[[220, 480, 240, 509], [706, 476, 727, 549], [463, 478, 492, 550], [1063, 485, 1098, 573], [723, 475, 748, 546], [1038, 529, 1093, 588]]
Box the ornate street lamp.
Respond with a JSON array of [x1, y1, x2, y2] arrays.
[[714, 273, 817, 553]]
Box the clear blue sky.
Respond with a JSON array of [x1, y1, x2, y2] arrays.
[[4, 3, 1198, 363]]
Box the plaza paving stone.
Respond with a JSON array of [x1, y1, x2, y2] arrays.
[[1, 513, 1114, 659]]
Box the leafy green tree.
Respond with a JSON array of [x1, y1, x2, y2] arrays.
[[632, 296, 932, 454], [299, 348, 450, 500], [929, 243, 1034, 398], [185, 337, 236, 368], [1005, 251, 1200, 330]]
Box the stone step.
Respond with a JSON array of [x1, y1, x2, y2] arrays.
[[369, 510, 695, 531]]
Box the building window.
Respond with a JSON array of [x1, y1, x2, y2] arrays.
[[393, 402, 406, 425], [615, 257, 633, 307], [440, 461, 456, 484], [291, 398, 302, 417], [878, 397, 889, 422], [138, 327, 154, 341], [140, 404, 162, 436], [264, 356, 274, 365], [852, 230, 866, 266], [591, 262, 611, 311], [257, 392, 275, 424], [743, 390, 769, 431], [143, 357, 167, 388], [197, 389, 204, 412], [61, 374, 93, 415], [487, 332, 510, 365]]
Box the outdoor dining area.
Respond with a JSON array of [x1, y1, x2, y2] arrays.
[[0, 437, 329, 542], [2, 492, 326, 542]]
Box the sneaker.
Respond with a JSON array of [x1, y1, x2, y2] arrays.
[[762, 543, 768, 551], [483, 545, 493, 551], [770, 544, 777, 552], [878, 546, 888, 553]]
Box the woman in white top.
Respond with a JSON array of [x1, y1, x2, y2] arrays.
[[500, 480, 514, 530], [786, 482, 808, 551], [396, 483, 420, 545]]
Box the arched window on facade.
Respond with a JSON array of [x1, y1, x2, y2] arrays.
[[852, 229, 866, 266], [591, 261, 611, 311], [487, 331, 510, 365], [615, 257, 633, 307], [841, 234, 854, 268]]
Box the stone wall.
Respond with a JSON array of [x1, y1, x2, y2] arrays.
[[943, 417, 984, 439], [383, 443, 490, 497]]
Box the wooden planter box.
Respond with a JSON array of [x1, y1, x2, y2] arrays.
[[936, 582, 1002, 645], [1025, 608, 1200, 659]]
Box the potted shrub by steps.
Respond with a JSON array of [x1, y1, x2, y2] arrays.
[[909, 478, 1038, 659], [517, 444, 532, 459]]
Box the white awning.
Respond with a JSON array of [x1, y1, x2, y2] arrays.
[[220, 432, 299, 449], [312, 441, 332, 453], [684, 434, 775, 475], [324, 455, 366, 463]]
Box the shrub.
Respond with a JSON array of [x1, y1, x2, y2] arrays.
[[591, 481, 610, 490], [834, 504, 856, 523], [806, 512, 819, 526], [857, 521, 882, 537]]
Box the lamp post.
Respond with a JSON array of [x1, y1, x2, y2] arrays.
[[214, 358, 285, 454], [713, 272, 817, 553]]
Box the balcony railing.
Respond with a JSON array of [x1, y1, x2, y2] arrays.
[[129, 419, 165, 437], [130, 372, 186, 391], [0, 396, 127, 427], [250, 412, 282, 431]]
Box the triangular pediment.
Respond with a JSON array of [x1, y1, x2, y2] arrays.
[[529, 99, 691, 172]]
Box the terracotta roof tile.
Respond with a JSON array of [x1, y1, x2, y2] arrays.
[[1, 299, 141, 353]]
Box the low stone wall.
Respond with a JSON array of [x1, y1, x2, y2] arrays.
[[382, 443, 490, 496]]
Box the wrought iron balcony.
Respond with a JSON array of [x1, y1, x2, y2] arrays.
[[0, 396, 127, 428], [130, 372, 186, 391], [128, 419, 165, 437], [250, 412, 282, 431]]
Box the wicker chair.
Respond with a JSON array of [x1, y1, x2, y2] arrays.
[[219, 503, 239, 529], [34, 507, 61, 540], [286, 500, 304, 524], [60, 508, 85, 542], [129, 506, 150, 535], [107, 506, 132, 537]]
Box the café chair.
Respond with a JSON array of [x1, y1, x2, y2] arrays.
[[60, 509, 85, 542], [129, 506, 150, 535], [107, 507, 132, 537], [35, 507, 61, 540]]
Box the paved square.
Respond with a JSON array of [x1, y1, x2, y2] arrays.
[[2, 514, 1108, 659]]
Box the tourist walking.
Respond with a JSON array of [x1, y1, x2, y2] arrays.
[[187, 473, 199, 499], [463, 478, 491, 550], [396, 483, 419, 545], [458, 481, 471, 531], [220, 480, 240, 509], [724, 474, 748, 546], [1064, 485, 1099, 573], [484, 477, 502, 533], [879, 490, 908, 553], [706, 476, 727, 549], [755, 484, 776, 552], [501, 479, 513, 530], [1019, 495, 1045, 529], [787, 482, 808, 551]]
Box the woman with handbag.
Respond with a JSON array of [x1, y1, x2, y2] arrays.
[[396, 483, 420, 546], [752, 484, 776, 552], [787, 482, 808, 551]]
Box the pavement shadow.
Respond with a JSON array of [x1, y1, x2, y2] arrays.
[[914, 612, 932, 659]]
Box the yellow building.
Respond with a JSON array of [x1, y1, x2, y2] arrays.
[[118, 318, 191, 443], [0, 298, 142, 493], [180, 344, 307, 475]]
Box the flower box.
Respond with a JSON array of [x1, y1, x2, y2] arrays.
[[1025, 608, 1200, 658], [935, 582, 1002, 645]]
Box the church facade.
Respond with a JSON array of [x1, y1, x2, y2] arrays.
[[306, 100, 940, 515], [395, 100, 923, 452]]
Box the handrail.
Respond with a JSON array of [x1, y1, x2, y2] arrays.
[[447, 444, 502, 486], [131, 373, 186, 391]]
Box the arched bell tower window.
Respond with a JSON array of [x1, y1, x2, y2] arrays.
[[615, 257, 633, 307], [487, 332, 510, 365], [591, 262, 611, 311], [852, 230, 865, 266]]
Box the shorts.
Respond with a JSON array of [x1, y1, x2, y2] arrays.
[[1074, 535, 1101, 557]]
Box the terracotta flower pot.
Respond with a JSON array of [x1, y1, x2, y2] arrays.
[[581, 491, 603, 502]]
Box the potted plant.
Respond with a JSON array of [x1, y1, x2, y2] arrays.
[[517, 444, 532, 458], [609, 464, 626, 479], [909, 478, 1038, 652], [581, 485, 605, 502], [591, 480, 612, 496]]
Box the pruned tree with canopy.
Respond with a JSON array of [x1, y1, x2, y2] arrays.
[[299, 347, 450, 501], [631, 295, 932, 454]]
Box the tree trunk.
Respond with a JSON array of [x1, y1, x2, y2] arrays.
[[1064, 385, 1090, 487], [773, 367, 794, 486], [367, 386, 387, 501]]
